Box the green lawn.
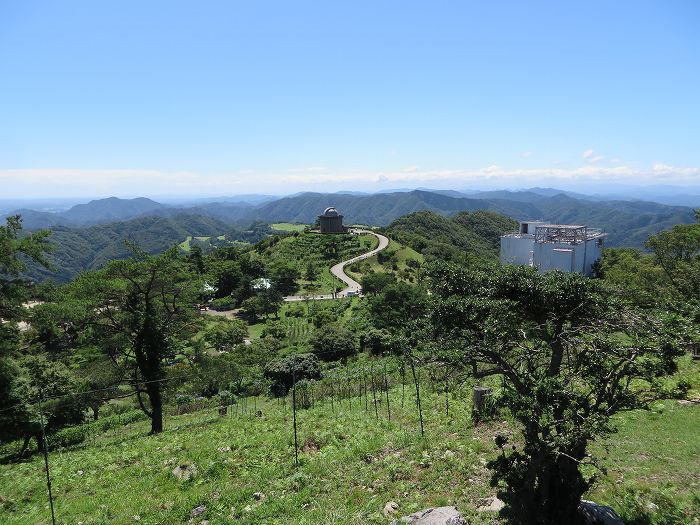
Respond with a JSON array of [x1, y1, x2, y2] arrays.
[[179, 235, 193, 252], [271, 223, 308, 232]]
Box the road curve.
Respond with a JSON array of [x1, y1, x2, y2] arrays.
[[284, 229, 389, 301]]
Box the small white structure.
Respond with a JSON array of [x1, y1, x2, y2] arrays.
[[501, 221, 605, 276], [251, 278, 272, 291]]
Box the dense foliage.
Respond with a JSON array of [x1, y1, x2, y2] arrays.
[[426, 262, 689, 524], [385, 210, 517, 261]]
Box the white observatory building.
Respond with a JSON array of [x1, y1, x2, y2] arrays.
[[500, 221, 605, 276]]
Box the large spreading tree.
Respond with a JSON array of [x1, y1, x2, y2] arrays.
[[0, 215, 54, 451], [72, 246, 201, 434], [428, 262, 685, 525]]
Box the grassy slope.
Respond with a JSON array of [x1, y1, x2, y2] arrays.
[[2, 377, 698, 525], [263, 233, 378, 294], [346, 239, 424, 282], [271, 223, 308, 232]]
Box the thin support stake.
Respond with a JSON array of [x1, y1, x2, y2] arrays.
[[370, 364, 379, 420], [39, 393, 56, 525], [444, 364, 449, 418], [409, 356, 424, 437], [362, 369, 369, 413], [292, 370, 299, 468], [384, 361, 391, 422]]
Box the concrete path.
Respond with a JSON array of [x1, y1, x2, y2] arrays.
[[284, 229, 389, 301]]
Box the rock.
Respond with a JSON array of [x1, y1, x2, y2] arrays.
[[217, 446, 231, 453], [477, 497, 505, 512], [579, 500, 625, 525], [646, 502, 659, 512], [191, 505, 206, 517], [253, 492, 266, 502], [383, 501, 400, 517], [172, 463, 198, 481], [399, 506, 466, 525]]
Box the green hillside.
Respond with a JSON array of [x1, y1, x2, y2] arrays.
[[2, 373, 697, 525], [23, 215, 267, 283], [257, 232, 378, 294], [385, 210, 517, 260]]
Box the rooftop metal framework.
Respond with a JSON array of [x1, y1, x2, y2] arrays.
[[534, 225, 604, 244]]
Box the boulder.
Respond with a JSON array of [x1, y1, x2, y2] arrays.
[[476, 497, 505, 512], [191, 505, 206, 517], [579, 500, 625, 525], [383, 501, 399, 517], [172, 463, 198, 481], [397, 506, 466, 525]]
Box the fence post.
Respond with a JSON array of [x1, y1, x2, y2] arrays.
[[370, 364, 379, 420], [383, 360, 391, 422], [409, 356, 424, 437], [38, 393, 57, 525], [362, 368, 369, 413], [346, 366, 352, 410], [401, 360, 406, 409], [292, 370, 299, 468], [444, 363, 449, 418]]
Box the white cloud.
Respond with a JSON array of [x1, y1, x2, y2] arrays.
[[582, 149, 605, 163], [2, 162, 699, 198], [520, 151, 533, 158], [287, 167, 327, 173], [652, 163, 700, 176]]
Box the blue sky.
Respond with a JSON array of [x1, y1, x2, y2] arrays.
[[1, 1, 699, 197]]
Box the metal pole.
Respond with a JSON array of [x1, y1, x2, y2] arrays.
[[39, 393, 57, 525], [410, 356, 424, 437], [384, 361, 391, 422], [370, 364, 379, 420], [444, 364, 449, 418], [292, 370, 299, 468]]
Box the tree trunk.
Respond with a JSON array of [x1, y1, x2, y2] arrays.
[[146, 380, 163, 434], [92, 403, 100, 421]]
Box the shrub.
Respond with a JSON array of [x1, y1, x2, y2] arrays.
[[264, 353, 321, 396]]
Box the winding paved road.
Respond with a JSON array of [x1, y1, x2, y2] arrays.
[[284, 229, 389, 301]]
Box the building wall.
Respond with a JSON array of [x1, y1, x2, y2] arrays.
[[500, 236, 535, 266], [532, 238, 602, 276], [319, 215, 345, 233]]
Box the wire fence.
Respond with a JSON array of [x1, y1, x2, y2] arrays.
[[0, 357, 491, 525]]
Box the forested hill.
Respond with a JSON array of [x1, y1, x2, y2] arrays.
[[249, 190, 539, 225], [385, 210, 517, 260], [11, 190, 698, 253], [22, 214, 246, 283], [251, 191, 696, 247]]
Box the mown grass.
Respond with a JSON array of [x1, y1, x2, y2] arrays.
[[2, 368, 698, 525], [271, 223, 308, 232]]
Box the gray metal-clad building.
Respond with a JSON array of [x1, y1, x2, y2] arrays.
[[500, 221, 605, 276], [318, 207, 347, 233]]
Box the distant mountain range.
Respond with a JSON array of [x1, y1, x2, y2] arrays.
[[8, 188, 698, 253]]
